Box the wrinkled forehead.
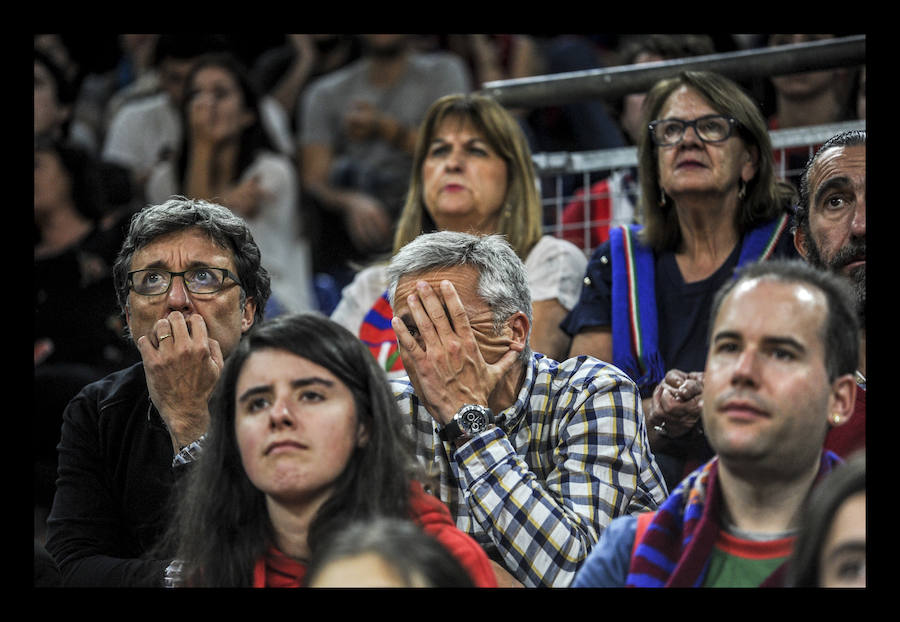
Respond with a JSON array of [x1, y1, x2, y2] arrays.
[[130, 228, 236, 272], [810, 144, 867, 189]]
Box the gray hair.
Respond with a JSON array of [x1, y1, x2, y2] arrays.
[[386, 231, 532, 360], [113, 196, 271, 328]]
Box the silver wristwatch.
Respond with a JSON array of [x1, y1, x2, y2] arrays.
[[439, 404, 494, 443]]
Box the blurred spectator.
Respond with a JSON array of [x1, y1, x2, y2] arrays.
[[306, 518, 477, 588], [34, 138, 139, 522], [560, 34, 716, 251], [102, 34, 227, 191], [145, 52, 315, 316], [298, 34, 471, 287], [252, 34, 361, 132], [766, 34, 856, 186], [34, 47, 79, 147], [785, 451, 866, 588]]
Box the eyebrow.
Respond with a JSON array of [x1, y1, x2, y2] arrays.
[[237, 377, 335, 403], [713, 331, 806, 352], [812, 175, 853, 208], [133, 259, 230, 271]]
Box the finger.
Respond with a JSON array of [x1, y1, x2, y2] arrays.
[[208, 338, 224, 371], [440, 280, 473, 337], [391, 316, 422, 356], [185, 312, 210, 345], [417, 280, 454, 336], [153, 318, 173, 348], [166, 312, 191, 342], [405, 289, 440, 349]]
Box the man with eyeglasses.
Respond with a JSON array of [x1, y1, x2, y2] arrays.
[[45, 197, 271, 587]]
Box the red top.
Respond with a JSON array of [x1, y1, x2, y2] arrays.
[[252, 481, 497, 587]]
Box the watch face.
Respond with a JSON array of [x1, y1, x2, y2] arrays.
[[460, 408, 487, 434]]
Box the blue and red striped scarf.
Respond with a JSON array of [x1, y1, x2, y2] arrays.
[[609, 214, 790, 395], [625, 450, 842, 587]]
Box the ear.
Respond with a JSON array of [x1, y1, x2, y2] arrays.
[[507, 311, 530, 351], [793, 227, 809, 259], [741, 143, 760, 183], [826, 373, 857, 428], [356, 421, 371, 448], [241, 297, 257, 333]]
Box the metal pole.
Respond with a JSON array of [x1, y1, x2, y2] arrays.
[[479, 35, 865, 108]]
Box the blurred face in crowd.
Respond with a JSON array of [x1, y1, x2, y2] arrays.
[[422, 117, 509, 235], [769, 34, 839, 101], [186, 65, 254, 143], [620, 52, 663, 144], [701, 277, 852, 479], [655, 86, 757, 202], [234, 349, 368, 509]]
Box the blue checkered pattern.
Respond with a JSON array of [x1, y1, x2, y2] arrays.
[[391, 352, 668, 587]]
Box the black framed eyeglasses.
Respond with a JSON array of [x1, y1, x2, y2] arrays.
[[127, 267, 242, 296], [648, 114, 739, 146]]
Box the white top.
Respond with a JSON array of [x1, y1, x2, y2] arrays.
[[145, 150, 315, 315]]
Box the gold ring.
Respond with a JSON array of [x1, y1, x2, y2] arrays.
[[158, 334, 172, 342]]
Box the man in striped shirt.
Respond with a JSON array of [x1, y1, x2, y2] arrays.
[[386, 231, 667, 587]]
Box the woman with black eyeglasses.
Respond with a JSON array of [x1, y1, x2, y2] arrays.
[[563, 71, 800, 490]]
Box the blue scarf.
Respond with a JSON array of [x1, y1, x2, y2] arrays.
[[609, 214, 790, 395]]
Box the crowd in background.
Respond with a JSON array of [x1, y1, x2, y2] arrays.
[[34, 33, 865, 589]]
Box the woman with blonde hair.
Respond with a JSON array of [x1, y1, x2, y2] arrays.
[[331, 92, 586, 370]]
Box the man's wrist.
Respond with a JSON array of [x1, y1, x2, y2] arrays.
[[172, 434, 207, 467]]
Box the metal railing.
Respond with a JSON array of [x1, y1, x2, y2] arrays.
[[477, 35, 866, 256], [536, 119, 866, 255], [480, 35, 865, 108]]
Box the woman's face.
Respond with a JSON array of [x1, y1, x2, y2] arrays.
[[187, 66, 254, 142], [655, 85, 757, 202], [234, 348, 368, 508], [819, 491, 866, 588], [422, 117, 509, 235]]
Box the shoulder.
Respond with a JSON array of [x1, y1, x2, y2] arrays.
[[306, 58, 367, 96], [571, 514, 637, 588], [527, 235, 587, 264], [66, 362, 147, 418], [533, 354, 640, 403]]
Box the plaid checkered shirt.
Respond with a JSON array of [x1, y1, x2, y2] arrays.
[[391, 352, 668, 587]]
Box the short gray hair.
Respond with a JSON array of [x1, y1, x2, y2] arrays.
[[386, 231, 532, 359], [113, 196, 271, 327]]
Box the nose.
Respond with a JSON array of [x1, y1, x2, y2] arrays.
[[444, 146, 464, 171], [268, 400, 296, 430], [851, 192, 866, 237], [166, 275, 196, 313], [680, 123, 703, 146], [730, 348, 760, 388]]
